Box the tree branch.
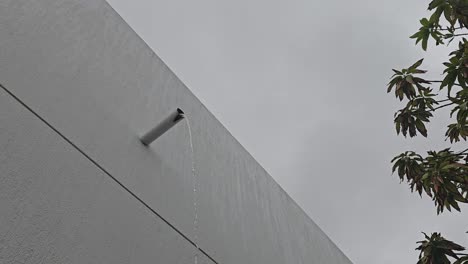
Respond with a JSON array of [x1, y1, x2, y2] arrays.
[[432, 102, 456, 111], [459, 148, 468, 155], [437, 98, 453, 103], [426, 80, 463, 87], [439, 27, 464, 31]]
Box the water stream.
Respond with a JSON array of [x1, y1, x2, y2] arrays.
[[185, 118, 199, 264]]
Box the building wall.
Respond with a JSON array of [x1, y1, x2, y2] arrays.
[[0, 1, 352, 263]]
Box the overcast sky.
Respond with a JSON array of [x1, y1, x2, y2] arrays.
[[106, 0, 468, 263]]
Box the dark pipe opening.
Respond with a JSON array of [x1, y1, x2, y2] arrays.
[[174, 108, 185, 122]]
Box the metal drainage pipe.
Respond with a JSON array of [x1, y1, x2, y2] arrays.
[[140, 108, 185, 146]]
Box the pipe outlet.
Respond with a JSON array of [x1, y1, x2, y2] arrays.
[[140, 108, 185, 146]]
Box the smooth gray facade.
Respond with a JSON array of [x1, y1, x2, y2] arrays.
[[0, 1, 352, 263]]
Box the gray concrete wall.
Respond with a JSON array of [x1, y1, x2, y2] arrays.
[[0, 87, 214, 264], [0, 1, 352, 263]]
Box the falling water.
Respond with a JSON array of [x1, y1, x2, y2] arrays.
[[185, 118, 199, 264]]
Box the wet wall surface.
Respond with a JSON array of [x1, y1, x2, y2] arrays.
[[0, 1, 352, 263]]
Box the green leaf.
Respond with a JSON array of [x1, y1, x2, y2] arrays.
[[448, 197, 461, 211], [429, 6, 444, 24], [422, 172, 430, 180], [415, 119, 428, 137], [428, 0, 445, 10], [444, 4, 452, 23], [441, 72, 457, 94], [406, 75, 415, 84], [420, 18, 430, 26], [458, 72, 467, 88], [409, 59, 424, 71], [449, 56, 459, 64], [413, 69, 428, 74], [392, 69, 403, 75], [411, 31, 422, 39], [422, 34, 429, 51]]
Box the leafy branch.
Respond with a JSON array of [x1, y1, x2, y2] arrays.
[[387, 0, 468, 263], [416, 233, 468, 264]]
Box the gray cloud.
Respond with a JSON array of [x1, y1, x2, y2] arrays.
[[106, 0, 468, 262]]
